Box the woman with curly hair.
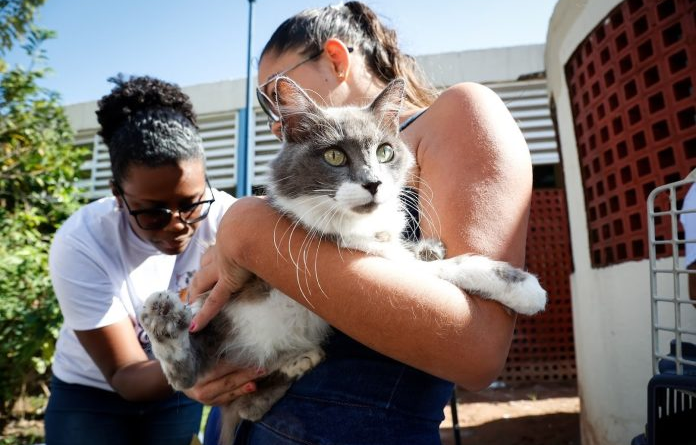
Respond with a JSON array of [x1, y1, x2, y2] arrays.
[[43, 75, 244, 445]]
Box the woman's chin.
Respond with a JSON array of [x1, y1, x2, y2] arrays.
[[156, 238, 190, 255]]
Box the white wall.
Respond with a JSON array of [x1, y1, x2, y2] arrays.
[[545, 0, 696, 444], [65, 46, 558, 197], [64, 78, 248, 134], [65, 46, 546, 133], [418, 44, 545, 87]]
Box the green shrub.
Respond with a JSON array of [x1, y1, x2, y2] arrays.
[[0, 0, 88, 429]]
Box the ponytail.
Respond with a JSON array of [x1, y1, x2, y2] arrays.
[[261, 1, 437, 108], [343, 2, 435, 108]]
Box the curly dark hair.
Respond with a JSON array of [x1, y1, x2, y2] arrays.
[[96, 74, 204, 184]]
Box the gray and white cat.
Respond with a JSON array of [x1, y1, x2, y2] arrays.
[[139, 77, 546, 440]]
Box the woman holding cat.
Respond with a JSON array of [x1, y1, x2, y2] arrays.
[[190, 2, 533, 443], [44, 75, 251, 444]]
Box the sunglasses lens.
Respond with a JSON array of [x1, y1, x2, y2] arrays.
[[180, 201, 213, 223], [135, 210, 171, 230], [256, 89, 280, 122]]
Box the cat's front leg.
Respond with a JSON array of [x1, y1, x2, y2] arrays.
[[139, 291, 199, 390], [424, 255, 547, 315]]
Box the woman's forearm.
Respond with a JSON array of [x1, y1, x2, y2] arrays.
[[110, 360, 173, 402], [217, 198, 515, 390], [75, 320, 174, 402]]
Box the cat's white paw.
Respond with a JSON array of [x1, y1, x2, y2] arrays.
[[279, 348, 325, 379], [503, 273, 547, 315], [140, 291, 191, 344], [140, 291, 197, 389]]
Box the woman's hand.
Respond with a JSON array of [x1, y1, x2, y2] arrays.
[[183, 362, 263, 406], [188, 215, 254, 333]]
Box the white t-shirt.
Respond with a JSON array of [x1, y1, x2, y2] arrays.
[[49, 190, 234, 391], [682, 183, 696, 267]]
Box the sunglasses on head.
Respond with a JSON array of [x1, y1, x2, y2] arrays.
[[115, 178, 215, 231], [256, 47, 353, 125]]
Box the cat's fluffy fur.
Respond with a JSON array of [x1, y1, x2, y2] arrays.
[[139, 77, 546, 443]]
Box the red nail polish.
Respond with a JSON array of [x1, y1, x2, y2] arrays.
[[244, 383, 256, 393], [188, 321, 197, 333]]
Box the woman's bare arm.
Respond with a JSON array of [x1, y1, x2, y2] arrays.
[[191, 82, 532, 390], [76, 318, 259, 403]]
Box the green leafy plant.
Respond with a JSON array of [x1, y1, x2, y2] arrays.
[[0, 0, 88, 431]]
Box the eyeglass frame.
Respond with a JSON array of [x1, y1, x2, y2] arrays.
[[114, 177, 216, 231], [256, 47, 354, 124]]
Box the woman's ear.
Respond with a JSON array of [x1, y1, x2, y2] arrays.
[[110, 180, 123, 208], [323, 38, 352, 81]]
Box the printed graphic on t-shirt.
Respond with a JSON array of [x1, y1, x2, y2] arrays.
[[136, 317, 152, 353], [176, 270, 196, 302]]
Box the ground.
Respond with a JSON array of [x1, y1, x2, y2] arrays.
[[3, 382, 580, 445], [440, 382, 581, 445]]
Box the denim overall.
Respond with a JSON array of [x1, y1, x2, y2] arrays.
[[230, 332, 453, 445], [229, 109, 453, 445]]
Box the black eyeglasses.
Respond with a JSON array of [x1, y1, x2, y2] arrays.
[[256, 47, 354, 124], [115, 178, 215, 231]]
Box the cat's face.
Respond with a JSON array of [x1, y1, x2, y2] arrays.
[[267, 77, 413, 222]]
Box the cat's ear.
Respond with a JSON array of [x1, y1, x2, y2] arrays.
[[369, 78, 406, 135], [274, 76, 322, 143]]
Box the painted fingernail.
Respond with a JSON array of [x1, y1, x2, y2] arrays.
[[188, 321, 197, 333], [244, 382, 256, 393], [256, 368, 266, 376]]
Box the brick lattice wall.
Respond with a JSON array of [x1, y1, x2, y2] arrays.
[[501, 189, 576, 383], [565, 0, 696, 267]]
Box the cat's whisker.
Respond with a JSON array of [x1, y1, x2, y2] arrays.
[[272, 213, 292, 262], [313, 238, 330, 300], [414, 189, 442, 238], [272, 203, 302, 257], [308, 202, 342, 299], [311, 201, 343, 293], [304, 215, 331, 293], [400, 179, 442, 238], [271, 175, 297, 184], [297, 209, 331, 298], [284, 195, 335, 281], [335, 207, 350, 261], [299, 231, 314, 302], [275, 195, 326, 251], [406, 172, 435, 200], [296, 206, 336, 307], [292, 227, 316, 308], [286, 220, 304, 270], [405, 196, 441, 241]]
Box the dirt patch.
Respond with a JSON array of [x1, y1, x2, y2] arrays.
[[439, 382, 581, 445]]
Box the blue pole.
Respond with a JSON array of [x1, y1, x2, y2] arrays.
[[237, 0, 255, 197]]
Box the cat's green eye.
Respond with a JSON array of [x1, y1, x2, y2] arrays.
[[376, 144, 395, 163], [324, 148, 347, 166]]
